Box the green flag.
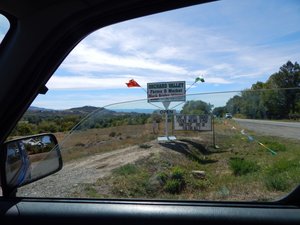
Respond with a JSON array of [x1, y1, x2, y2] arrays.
[[195, 76, 205, 83]]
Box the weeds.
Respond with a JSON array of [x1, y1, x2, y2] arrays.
[[260, 140, 286, 152], [69, 121, 300, 201], [264, 159, 300, 191], [113, 164, 138, 176], [163, 167, 186, 194], [139, 144, 152, 149], [229, 158, 259, 176], [164, 179, 184, 194], [265, 175, 290, 191]]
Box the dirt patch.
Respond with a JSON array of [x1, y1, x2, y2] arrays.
[[17, 140, 162, 197]]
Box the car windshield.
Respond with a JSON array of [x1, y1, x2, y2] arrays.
[[7, 0, 300, 201]]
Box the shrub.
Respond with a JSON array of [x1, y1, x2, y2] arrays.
[[265, 175, 290, 191], [190, 179, 210, 191], [113, 164, 138, 176], [171, 166, 185, 181], [264, 159, 300, 191], [157, 172, 168, 184], [139, 144, 152, 149], [164, 179, 184, 194], [229, 158, 259, 176], [163, 167, 186, 194]]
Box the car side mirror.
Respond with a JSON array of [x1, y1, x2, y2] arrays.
[[3, 133, 63, 192]]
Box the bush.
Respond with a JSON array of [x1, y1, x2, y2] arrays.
[[229, 158, 259, 176], [164, 179, 184, 194], [264, 160, 300, 191], [265, 175, 290, 191], [113, 164, 138, 176], [171, 167, 185, 181], [157, 172, 168, 184], [162, 167, 186, 194], [139, 144, 152, 149]]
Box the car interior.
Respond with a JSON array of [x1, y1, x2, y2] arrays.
[[0, 0, 300, 224]]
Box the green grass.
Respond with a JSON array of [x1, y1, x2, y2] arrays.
[[264, 159, 300, 191], [113, 164, 138, 176], [164, 179, 184, 194], [229, 158, 259, 176], [139, 144, 152, 149]]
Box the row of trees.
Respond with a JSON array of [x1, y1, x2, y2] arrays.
[[11, 112, 151, 136], [214, 61, 300, 119]]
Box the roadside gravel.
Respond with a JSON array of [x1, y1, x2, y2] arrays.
[[17, 141, 161, 198]]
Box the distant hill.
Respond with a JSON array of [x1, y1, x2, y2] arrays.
[[27, 105, 141, 116], [29, 106, 54, 112], [113, 109, 154, 114], [67, 106, 101, 114], [14, 105, 153, 136]]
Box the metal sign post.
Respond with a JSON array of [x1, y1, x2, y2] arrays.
[[162, 101, 170, 138], [147, 81, 185, 142]]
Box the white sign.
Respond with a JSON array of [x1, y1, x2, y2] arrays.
[[147, 81, 186, 102], [174, 115, 212, 131]]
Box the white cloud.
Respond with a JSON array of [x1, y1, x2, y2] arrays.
[[205, 77, 232, 84], [50, 5, 300, 91], [62, 44, 188, 75]]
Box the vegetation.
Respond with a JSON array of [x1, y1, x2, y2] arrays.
[[225, 61, 300, 120], [265, 159, 300, 191], [10, 106, 151, 137], [71, 118, 300, 201], [229, 158, 259, 176], [164, 167, 186, 194], [181, 100, 213, 115], [139, 144, 152, 149]]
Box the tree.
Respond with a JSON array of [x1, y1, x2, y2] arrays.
[[226, 95, 242, 115], [181, 100, 213, 115], [266, 61, 300, 114], [212, 106, 226, 117], [225, 61, 300, 119], [240, 82, 267, 119]]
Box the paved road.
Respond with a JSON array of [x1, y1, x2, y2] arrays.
[[234, 118, 300, 140]]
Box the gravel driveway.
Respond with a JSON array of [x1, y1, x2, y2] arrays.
[[17, 141, 160, 198]]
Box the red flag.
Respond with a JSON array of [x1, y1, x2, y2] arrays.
[[126, 79, 140, 88]]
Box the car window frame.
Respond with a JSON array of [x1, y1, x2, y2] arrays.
[[0, 0, 299, 211]]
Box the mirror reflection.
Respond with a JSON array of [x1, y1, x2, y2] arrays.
[[5, 134, 62, 188]]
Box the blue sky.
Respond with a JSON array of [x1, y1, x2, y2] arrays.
[[1, 0, 300, 110]]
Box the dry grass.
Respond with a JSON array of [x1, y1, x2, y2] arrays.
[[70, 119, 300, 202], [59, 124, 156, 162]]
